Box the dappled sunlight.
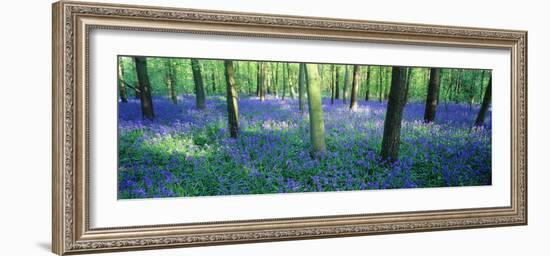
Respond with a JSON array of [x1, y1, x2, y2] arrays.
[[118, 95, 491, 199], [117, 57, 492, 199]]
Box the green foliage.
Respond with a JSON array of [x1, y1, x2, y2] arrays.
[[119, 56, 491, 106]]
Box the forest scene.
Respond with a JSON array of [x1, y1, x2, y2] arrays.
[[117, 56, 492, 199]]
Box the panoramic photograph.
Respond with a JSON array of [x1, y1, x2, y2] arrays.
[[117, 56, 492, 199]]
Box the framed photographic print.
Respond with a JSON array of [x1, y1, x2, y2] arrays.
[[52, 1, 527, 255]]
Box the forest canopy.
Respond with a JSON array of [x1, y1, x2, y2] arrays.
[[118, 56, 491, 106]]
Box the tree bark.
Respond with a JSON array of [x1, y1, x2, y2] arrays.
[[478, 70, 486, 103], [118, 60, 128, 103], [384, 68, 391, 100], [343, 65, 349, 103], [335, 66, 340, 100], [134, 57, 155, 120], [423, 68, 441, 123], [298, 63, 307, 115], [282, 63, 288, 100], [404, 67, 414, 104], [224, 60, 240, 138], [331, 65, 335, 104], [165, 59, 177, 104], [190, 59, 206, 109], [364, 66, 370, 101], [378, 66, 383, 102], [275, 63, 280, 98], [349, 65, 360, 111], [306, 64, 326, 158], [380, 67, 407, 162], [259, 62, 266, 101], [289, 64, 296, 99], [211, 71, 217, 95], [474, 76, 492, 127], [454, 70, 463, 103], [256, 62, 261, 97]]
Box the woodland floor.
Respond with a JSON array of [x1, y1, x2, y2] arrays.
[[117, 95, 491, 199]]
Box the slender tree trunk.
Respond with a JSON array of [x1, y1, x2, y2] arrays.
[[247, 62, 253, 95], [256, 62, 261, 97], [282, 63, 287, 100], [331, 65, 335, 104], [266, 65, 272, 97], [259, 62, 266, 101], [478, 70, 486, 103], [335, 66, 340, 100], [134, 57, 155, 120], [292, 64, 296, 99], [211, 71, 217, 95], [224, 60, 240, 138], [306, 64, 326, 158], [423, 68, 441, 123], [470, 70, 483, 108], [165, 59, 177, 104], [266, 64, 272, 95], [378, 66, 383, 102], [190, 59, 206, 109], [454, 70, 463, 103], [118, 60, 128, 103], [474, 76, 492, 127], [343, 65, 349, 103], [268, 63, 275, 97], [380, 67, 407, 162], [365, 66, 371, 101], [404, 67, 414, 104], [298, 63, 307, 114], [445, 69, 455, 106], [384, 69, 391, 100], [275, 63, 280, 99], [349, 65, 360, 111]]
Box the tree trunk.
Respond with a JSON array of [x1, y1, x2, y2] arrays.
[[405, 68, 413, 103], [470, 70, 484, 108], [211, 71, 217, 95], [259, 62, 266, 101], [306, 64, 327, 158], [349, 65, 360, 111], [282, 63, 287, 100], [266, 63, 272, 96], [256, 62, 261, 97], [288, 64, 295, 99], [224, 60, 240, 138], [118, 60, 128, 103], [165, 59, 177, 104], [380, 67, 407, 162], [478, 70, 486, 103], [247, 62, 253, 95], [445, 69, 455, 106], [423, 68, 441, 123], [331, 65, 335, 104], [274, 63, 280, 98], [268, 63, 274, 96], [343, 65, 349, 103], [454, 70, 463, 103], [384, 68, 391, 100], [364, 66, 370, 101], [298, 63, 307, 114], [378, 66, 383, 102], [474, 76, 492, 127], [190, 59, 206, 109], [134, 57, 155, 120], [335, 66, 340, 100]]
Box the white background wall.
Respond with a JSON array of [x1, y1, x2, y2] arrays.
[[0, 0, 547, 255]]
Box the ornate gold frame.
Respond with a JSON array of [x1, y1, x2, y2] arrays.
[[52, 1, 527, 255]]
